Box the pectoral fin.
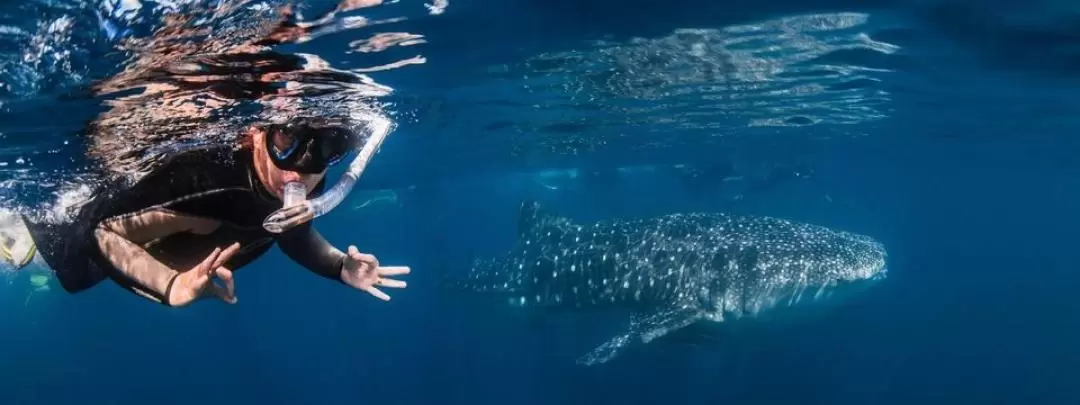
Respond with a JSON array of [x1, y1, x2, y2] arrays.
[[636, 306, 705, 343], [575, 306, 703, 366], [576, 330, 635, 366]]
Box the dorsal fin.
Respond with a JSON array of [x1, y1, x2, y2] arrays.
[[517, 200, 562, 240]]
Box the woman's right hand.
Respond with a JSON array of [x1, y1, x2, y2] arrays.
[[167, 242, 242, 307]]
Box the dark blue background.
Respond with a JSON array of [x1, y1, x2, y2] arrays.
[[1, 0, 1079, 404]]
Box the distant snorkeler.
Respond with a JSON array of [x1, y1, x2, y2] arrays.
[[0, 1, 413, 307]]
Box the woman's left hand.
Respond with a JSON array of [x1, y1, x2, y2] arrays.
[[340, 245, 410, 301]]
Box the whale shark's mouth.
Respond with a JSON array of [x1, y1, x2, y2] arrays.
[[872, 267, 888, 280], [812, 267, 887, 304]]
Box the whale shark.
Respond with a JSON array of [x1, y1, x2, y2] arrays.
[[446, 201, 888, 365]]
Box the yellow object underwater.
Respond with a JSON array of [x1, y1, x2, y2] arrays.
[[1, 240, 36, 269], [0, 212, 36, 270], [24, 273, 50, 307]]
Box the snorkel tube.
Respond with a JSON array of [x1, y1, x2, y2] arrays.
[[262, 114, 392, 234]]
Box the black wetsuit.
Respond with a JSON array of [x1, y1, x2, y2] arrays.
[[23, 145, 345, 305]]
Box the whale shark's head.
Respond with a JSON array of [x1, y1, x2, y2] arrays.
[[780, 228, 889, 311], [831, 230, 888, 284], [710, 217, 890, 319]]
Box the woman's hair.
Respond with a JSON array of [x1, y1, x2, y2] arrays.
[[237, 125, 261, 150]]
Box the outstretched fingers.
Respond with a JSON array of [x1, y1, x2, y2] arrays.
[[373, 265, 408, 293], [197, 247, 224, 282], [364, 286, 391, 301], [376, 277, 406, 288], [378, 266, 410, 276], [212, 243, 242, 270], [344, 246, 410, 300]]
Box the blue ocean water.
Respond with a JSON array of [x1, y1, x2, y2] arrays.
[[1, 0, 1079, 404]]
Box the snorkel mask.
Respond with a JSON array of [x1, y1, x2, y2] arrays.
[[262, 114, 392, 233], [263, 120, 359, 174]]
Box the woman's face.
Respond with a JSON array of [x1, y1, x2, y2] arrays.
[[250, 127, 326, 200]]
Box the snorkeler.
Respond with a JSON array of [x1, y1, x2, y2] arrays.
[[0, 117, 409, 307]]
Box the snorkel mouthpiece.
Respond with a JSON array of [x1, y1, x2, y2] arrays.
[[262, 115, 392, 234], [282, 182, 306, 208]]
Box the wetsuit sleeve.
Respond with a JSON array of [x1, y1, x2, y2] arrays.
[[87, 155, 217, 305], [94, 218, 182, 305], [84, 146, 239, 306], [276, 221, 348, 283]]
